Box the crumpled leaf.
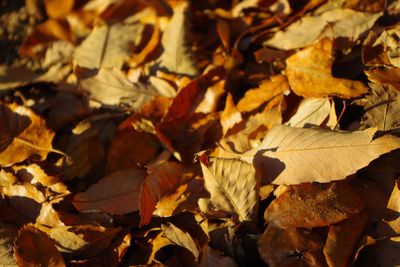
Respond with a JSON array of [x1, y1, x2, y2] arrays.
[[200, 157, 258, 222], [78, 67, 158, 107], [360, 83, 400, 132], [0, 103, 57, 167], [160, 3, 198, 76], [285, 38, 368, 98], [255, 125, 400, 184], [258, 225, 327, 267], [162, 222, 199, 260], [0, 222, 18, 266], [74, 22, 143, 69], [73, 168, 147, 214], [14, 224, 66, 267], [264, 182, 365, 228]]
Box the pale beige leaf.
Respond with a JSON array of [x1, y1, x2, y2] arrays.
[[285, 38, 368, 98], [361, 83, 400, 132], [74, 22, 143, 69], [256, 125, 400, 184], [14, 224, 65, 267], [200, 158, 258, 222], [79, 68, 158, 107], [73, 168, 147, 214], [162, 222, 199, 260], [160, 3, 198, 76], [287, 98, 332, 127], [0, 222, 18, 266]]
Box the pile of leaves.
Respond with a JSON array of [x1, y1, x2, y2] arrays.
[[1, 0, 400, 266]]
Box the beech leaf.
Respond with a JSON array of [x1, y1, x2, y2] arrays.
[[162, 222, 199, 260], [264, 182, 365, 228], [73, 168, 147, 214], [286, 98, 333, 128], [285, 38, 368, 98], [200, 157, 258, 222], [14, 224, 66, 267], [255, 125, 400, 184], [0, 222, 18, 266], [78, 68, 158, 107], [74, 22, 143, 69], [160, 3, 198, 76]]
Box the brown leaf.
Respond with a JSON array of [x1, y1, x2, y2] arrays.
[[162, 222, 199, 260], [73, 168, 147, 215], [0, 103, 57, 167], [323, 211, 368, 267], [220, 94, 242, 135], [264, 182, 365, 228], [200, 245, 238, 267], [14, 224, 66, 267], [140, 158, 184, 225], [258, 225, 327, 267], [0, 222, 18, 266], [286, 38, 368, 98]]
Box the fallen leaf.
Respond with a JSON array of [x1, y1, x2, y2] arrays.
[[365, 68, 400, 91], [258, 225, 327, 267], [140, 159, 184, 225], [0, 103, 57, 167], [200, 157, 258, 222], [73, 168, 147, 214], [78, 67, 158, 107], [0, 222, 18, 267], [237, 75, 289, 113], [44, 0, 75, 19], [14, 224, 66, 267], [160, 3, 199, 76], [220, 94, 242, 135], [360, 83, 400, 132], [323, 211, 368, 267], [200, 245, 238, 267], [162, 222, 199, 260], [285, 38, 368, 98], [286, 98, 332, 128], [264, 182, 365, 228], [74, 22, 143, 69], [255, 125, 400, 184]]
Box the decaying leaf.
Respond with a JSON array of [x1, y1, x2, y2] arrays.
[[160, 3, 198, 76], [258, 225, 327, 267], [200, 157, 258, 222], [74, 22, 143, 69], [14, 224, 66, 267], [255, 125, 400, 184], [264, 182, 365, 228], [73, 168, 147, 214], [285, 38, 368, 98], [0, 222, 18, 267]]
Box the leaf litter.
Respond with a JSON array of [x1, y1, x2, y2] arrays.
[[0, 0, 400, 266]]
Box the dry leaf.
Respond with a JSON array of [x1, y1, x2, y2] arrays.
[[286, 98, 332, 128], [74, 22, 143, 69], [73, 168, 147, 214], [78, 67, 158, 107], [44, 0, 74, 19], [0, 222, 18, 267], [220, 94, 242, 135], [285, 38, 368, 98], [200, 157, 258, 222], [0, 103, 57, 167], [237, 75, 289, 113], [360, 83, 400, 132], [258, 225, 327, 267], [323, 211, 368, 267], [264, 182, 365, 228], [255, 125, 400, 184], [14, 224, 66, 267], [162, 222, 199, 260], [160, 3, 198, 76]]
